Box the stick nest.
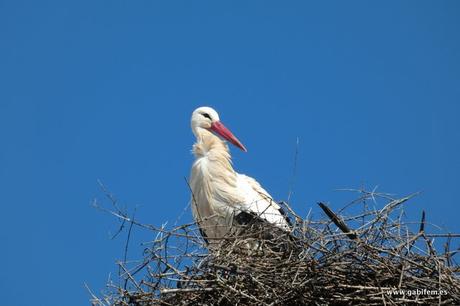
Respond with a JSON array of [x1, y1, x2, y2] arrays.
[[91, 189, 460, 305]]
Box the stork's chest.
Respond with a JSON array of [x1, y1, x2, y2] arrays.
[[192, 155, 210, 178], [190, 155, 215, 195]]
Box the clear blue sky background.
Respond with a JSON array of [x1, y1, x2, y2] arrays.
[[1, 1, 459, 305]]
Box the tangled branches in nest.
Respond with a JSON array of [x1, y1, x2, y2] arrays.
[[91, 189, 460, 305]]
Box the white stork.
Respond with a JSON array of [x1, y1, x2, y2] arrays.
[[189, 106, 290, 242]]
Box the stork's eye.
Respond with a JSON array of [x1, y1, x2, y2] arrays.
[[202, 113, 212, 120]]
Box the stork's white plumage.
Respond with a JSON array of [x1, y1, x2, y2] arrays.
[[189, 106, 290, 241]]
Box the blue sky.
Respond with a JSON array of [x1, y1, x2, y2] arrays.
[[1, 1, 459, 305]]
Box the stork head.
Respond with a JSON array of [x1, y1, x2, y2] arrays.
[[191, 106, 247, 152]]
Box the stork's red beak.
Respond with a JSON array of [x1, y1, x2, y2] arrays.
[[210, 121, 247, 152]]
